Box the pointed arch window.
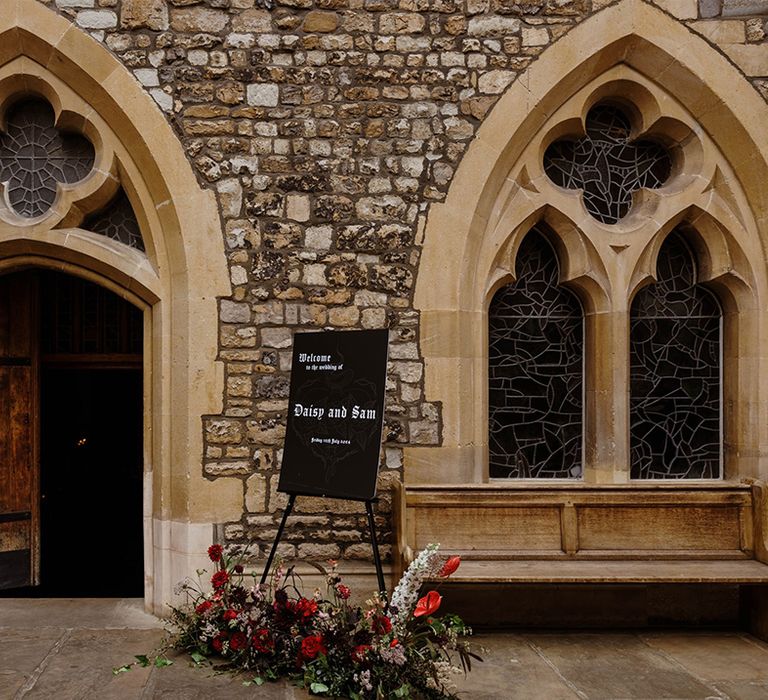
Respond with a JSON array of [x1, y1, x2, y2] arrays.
[[488, 228, 583, 479], [630, 231, 722, 479]]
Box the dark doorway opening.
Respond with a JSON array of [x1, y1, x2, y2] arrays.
[[40, 368, 143, 596], [0, 270, 144, 597]]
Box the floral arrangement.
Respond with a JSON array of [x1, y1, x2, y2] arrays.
[[143, 542, 479, 698]]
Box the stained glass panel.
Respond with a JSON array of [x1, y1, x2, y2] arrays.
[[0, 100, 94, 218], [630, 231, 721, 479], [83, 189, 145, 252], [544, 105, 672, 225], [489, 229, 583, 479]]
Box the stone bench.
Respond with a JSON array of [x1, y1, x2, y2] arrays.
[[393, 480, 768, 638]]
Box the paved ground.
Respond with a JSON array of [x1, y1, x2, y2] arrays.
[[2, 599, 768, 699]]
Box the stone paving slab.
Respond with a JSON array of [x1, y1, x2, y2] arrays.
[[3, 599, 768, 699], [453, 635, 580, 699], [525, 633, 722, 699]]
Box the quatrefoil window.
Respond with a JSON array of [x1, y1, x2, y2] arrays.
[[0, 99, 95, 218], [544, 104, 672, 224]]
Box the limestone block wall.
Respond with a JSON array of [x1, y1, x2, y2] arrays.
[[34, 0, 768, 562]]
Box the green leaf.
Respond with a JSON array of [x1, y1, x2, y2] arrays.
[[112, 665, 132, 675], [310, 682, 330, 694], [134, 655, 150, 667], [189, 651, 206, 666], [154, 657, 174, 668], [253, 676, 265, 686]]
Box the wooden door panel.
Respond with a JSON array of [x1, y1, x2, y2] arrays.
[[0, 273, 38, 589]]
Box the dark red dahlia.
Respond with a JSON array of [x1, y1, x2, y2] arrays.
[[195, 600, 213, 615], [212, 632, 228, 653], [222, 608, 237, 622], [252, 628, 274, 654], [372, 614, 392, 635], [300, 635, 326, 661], [211, 570, 229, 589], [208, 544, 224, 562], [230, 632, 247, 651], [295, 597, 318, 619]]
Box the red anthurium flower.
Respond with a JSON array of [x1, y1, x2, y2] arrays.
[[208, 544, 223, 562], [414, 590, 442, 618], [438, 556, 461, 578]]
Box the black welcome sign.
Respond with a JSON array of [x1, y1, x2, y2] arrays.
[[278, 328, 389, 502]]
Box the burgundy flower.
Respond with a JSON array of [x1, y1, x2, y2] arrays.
[[212, 632, 228, 653], [335, 583, 351, 600], [208, 544, 224, 562], [252, 628, 274, 654], [230, 632, 247, 651], [351, 644, 370, 662], [300, 635, 327, 661], [222, 609, 237, 622], [234, 563, 244, 574], [414, 590, 442, 618], [195, 600, 213, 615], [295, 597, 318, 619], [372, 614, 392, 635], [211, 570, 229, 589]]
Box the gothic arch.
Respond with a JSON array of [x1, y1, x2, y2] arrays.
[[0, 0, 237, 614], [411, 0, 768, 485]]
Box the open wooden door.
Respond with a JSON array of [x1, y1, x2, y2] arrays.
[[0, 272, 39, 589]]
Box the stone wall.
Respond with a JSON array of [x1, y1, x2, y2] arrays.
[[37, 0, 768, 561]]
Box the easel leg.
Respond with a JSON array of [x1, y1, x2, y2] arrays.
[[365, 499, 387, 596], [260, 494, 296, 585]]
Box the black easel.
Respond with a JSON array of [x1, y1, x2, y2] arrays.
[[260, 493, 387, 597]]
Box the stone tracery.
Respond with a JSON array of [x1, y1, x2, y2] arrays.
[[543, 104, 672, 224], [0, 99, 94, 219]]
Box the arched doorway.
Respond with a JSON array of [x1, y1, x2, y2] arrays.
[[0, 269, 143, 596]]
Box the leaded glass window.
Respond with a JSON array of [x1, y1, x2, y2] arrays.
[[83, 189, 145, 252], [0, 99, 94, 218], [543, 104, 672, 224], [488, 229, 583, 479], [630, 231, 721, 479]]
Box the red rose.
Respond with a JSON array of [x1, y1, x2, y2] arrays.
[[300, 635, 327, 661], [252, 628, 274, 654], [335, 584, 351, 600], [230, 632, 247, 651], [438, 556, 461, 578], [414, 590, 442, 618], [211, 570, 229, 589], [352, 644, 370, 662], [222, 609, 237, 622], [208, 544, 224, 562], [372, 614, 392, 635], [196, 600, 213, 615], [295, 597, 318, 619], [212, 632, 228, 652]]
